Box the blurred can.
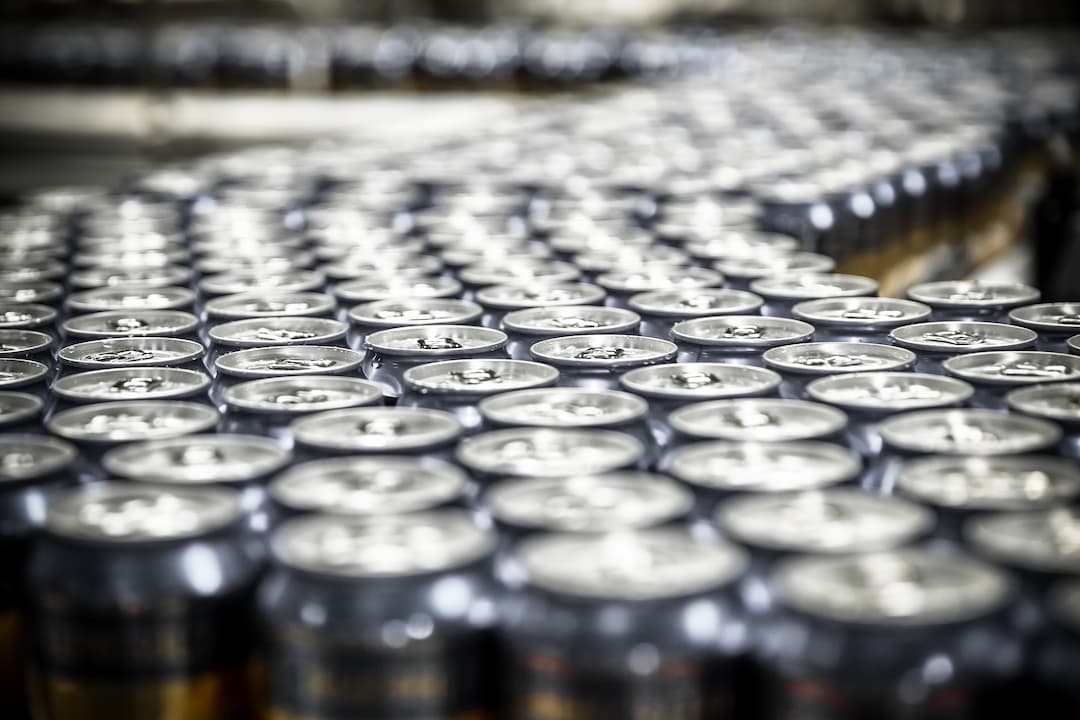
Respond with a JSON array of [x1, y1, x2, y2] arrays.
[[206, 317, 348, 374], [596, 267, 723, 309], [291, 407, 462, 462], [0, 359, 49, 403], [715, 252, 836, 292], [500, 305, 639, 360], [943, 351, 1080, 410], [792, 297, 931, 344], [197, 270, 324, 298], [62, 310, 200, 343], [363, 325, 508, 399], [907, 281, 1041, 323], [474, 283, 606, 329], [66, 286, 195, 315], [1007, 382, 1080, 461], [0, 392, 44, 433], [750, 273, 878, 318], [628, 288, 763, 340], [529, 334, 676, 391], [1008, 303, 1080, 353], [0, 330, 52, 363], [456, 427, 644, 483], [890, 321, 1038, 375], [333, 275, 463, 308], [0, 282, 63, 307], [347, 298, 483, 351], [68, 265, 191, 291], [672, 315, 814, 366], [763, 342, 916, 399], [0, 305, 59, 345], [204, 292, 336, 324], [212, 346, 363, 409], [57, 337, 205, 378], [52, 367, 212, 415]]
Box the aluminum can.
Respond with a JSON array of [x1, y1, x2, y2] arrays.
[[907, 281, 1041, 323], [52, 367, 212, 415], [715, 252, 836, 292], [66, 286, 195, 315], [763, 342, 916, 399], [0, 392, 44, 433], [197, 270, 324, 298], [363, 325, 508, 399], [628, 288, 764, 340], [596, 267, 723, 309], [206, 317, 348, 375], [0, 282, 63, 307], [62, 310, 200, 343], [1007, 381, 1080, 461], [212, 346, 363, 410], [0, 305, 59, 345], [347, 298, 483, 351], [672, 315, 814, 366], [291, 407, 462, 462], [529, 334, 676, 391], [0, 330, 52, 363], [500, 306, 639, 361], [456, 427, 644, 483], [204, 292, 336, 324], [943, 351, 1080, 410], [792, 297, 931, 344], [1008, 303, 1080, 353], [890, 321, 1038, 375], [333, 275, 463, 308], [750, 273, 878, 318], [0, 359, 49, 403], [57, 337, 205, 378], [474, 283, 607, 330]]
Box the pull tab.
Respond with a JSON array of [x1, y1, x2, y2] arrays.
[[671, 371, 719, 389], [110, 376, 165, 394], [575, 347, 625, 361], [1, 311, 32, 323], [248, 327, 316, 342], [680, 296, 721, 310], [247, 357, 336, 372], [110, 317, 150, 332], [450, 369, 500, 385], [268, 389, 331, 406], [417, 337, 463, 351], [721, 408, 777, 428], [794, 354, 864, 368], [841, 307, 903, 320], [174, 445, 226, 466], [921, 330, 985, 346], [719, 325, 764, 340], [994, 362, 1068, 378], [1057, 314, 1080, 326], [84, 349, 156, 363], [377, 309, 438, 322], [551, 316, 602, 330], [1, 451, 34, 472], [358, 418, 406, 436]]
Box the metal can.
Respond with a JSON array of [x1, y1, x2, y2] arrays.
[[26, 482, 261, 720], [683, 230, 800, 264], [400, 359, 558, 433], [763, 342, 917, 400], [347, 298, 483, 351], [907, 281, 1041, 323], [363, 325, 508, 399], [628, 288, 764, 340], [0, 359, 49, 403], [207, 316, 348, 374], [204, 292, 337, 323], [197, 270, 324, 298], [57, 337, 205, 378], [1007, 381, 1080, 462], [52, 367, 212, 415], [474, 282, 607, 329], [501, 528, 748, 719], [714, 252, 836, 292], [212, 345, 364, 410], [890, 321, 1038, 375], [596, 267, 723, 309], [333, 275, 463, 308], [69, 265, 192, 291], [456, 427, 644, 483], [943, 351, 1080, 410], [291, 406, 463, 461], [0, 305, 59, 345], [1008, 303, 1080, 353], [0, 282, 63, 306], [750, 273, 878, 318], [66, 286, 195, 315], [0, 330, 52, 363], [458, 260, 582, 299], [792, 297, 931, 344], [529, 334, 677, 391], [672, 315, 814, 366], [62, 309, 200, 343], [0, 392, 44, 433], [500, 305, 640, 361], [759, 549, 1016, 720]]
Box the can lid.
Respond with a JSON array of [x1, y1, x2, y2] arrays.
[[879, 409, 1061, 455], [764, 342, 916, 376], [457, 428, 643, 477], [597, 267, 723, 294], [365, 325, 507, 357], [292, 407, 461, 452], [0, 304, 57, 329], [334, 275, 462, 304], [486, 472, 693, 533], [48, 400, 219, 444], [908, 281, 1040, 309], [74, 249, 186, 270], [750, 273, 878, 302], [197, 253, 314, 277], [62, 310, 199, 339], [270, 456, 466, 515], [209, 317, 347, 348], [890, 321, 1037, 353], [519, 528, 746, 600], [620, 362, 781, 400], [502, 305, 640, 336], [967, 509, 1080, 575], [0, 260, 66, 284], [670, 399, 847, 442], [807, 372, 973, 412], [0, 358, 48, 389], [685, 231, 799, 261], [205, 292, 336, 320], [215, 345, 363, 379], [459, 261, 580, 287], [944, 351, 1080, 387], [715, 252, 835, 281], [793, 297, 931, 330], [1009, 303, 1080, 334], [67, 286, 194, 313], [474, 283, 607, 311], [53, 367, 210, 403], [628, 288, 764, 319], [478, 387, 648, 428], [0, 329, 51, 357], [323, 256, 442, 281], [672, 315, 814, 348], [69, 265, 191, 290], [225, 376, 383, 415], [897, 455, 1080, 510], [669, 440, 859, 492], [0, 281, 63, 305], [718, 489, 933, 553], [104, 434, 289, 484], [1007, 381, 1080, 425], [776, 549, 1011, 626], [198, 270, 323, 297], [0, 433, 76, 481], [403, 359, 558, 395], [46, 482, 241, 543], [347, 299, 483, 328], [59, 337, 204, 370], [529, 334, 677, 368], [273, 510, 495, 578], [0, 391, 43, 428]]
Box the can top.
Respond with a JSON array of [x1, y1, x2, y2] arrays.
[[750, 273, 878, 302], [684, 231, 799, 260], [0, 433, 76, 482], [70, 265, 191, 290], [890, 321, 1037, 354], [0, 358, 48, 389], [63, 310, 199, 339], [365, 325, 507, 357], [456, 427, 643, 477], [334, 275, 463, 304], [763, 342, 916, 376], [776, 549, 1011, 626], [475, 283, 607, 311], [627, 288, 763, 319], [273, 510, 495, 578], [270, 456, 466, 515], [478, 387, 648, 428], [944, 351, 1080, 387], [529, 334, 677, 369], [324, 256, 441, 281], [0, 281, 63, 305], [59, 337, 204, 370], [718, 489, 933, 554], [347, 298, 483, 328], [619, 362, 781, 401], [907, 280, 1040, 309], [0, 259, 66, 284], [897, 455, 1080, 511], [668, 440, 859, 492], [209, 317, 347, 348], [879, 409, 1061, 455], [0, 391, 43, 428], [292, 407, 462, 452], [205, 292, 336, 320], [502, 305, 640, 336], [48, 400, 219, 444], [67, 286, 194, 313], [793, 297, 931, 330], [485, 472, 693, 533], [715, 251, 836, 281], [967, 508, 1080, 575], [672, 315, 814, 349], [45, 483, 241, 543], [459, 260, 580, 287], [0, 303, 57, 329], [104, 434, 290, 484], [807, 372, 973, 412], [225, 376, 383, 415], [597, 267, 723, 294], [1009, 303, 1080, 334], [0, 329, 52, 356], [670, 399, 847, 442], [403, 359, 558, 396], [215, 345, 363, 379], [519, 528, 746, 601], [1007, 381, 1080, 425], [53, 367, 210, 403]]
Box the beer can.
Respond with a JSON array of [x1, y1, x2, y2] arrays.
[[763, 342, 917, 399], [458, 260, 581, 298], [943, 351, 1080, 410], [213, 346, 364, 409], [474, 283, 606, 329], [197, 253, 315, 278], [529, 334, 677, 391], [204, 292, 337, 323], [907, 281, 1041, 323], [0, 282, 63, 307], [333, 274, 463, 311], [714, 252, 836, 292], [683, 230, 800, 264], [0, 359, 49, 403], [672, 315, 814, 366], [500, 305, 639, 361], [62, 310, 200, 343], [1008, 303, 1080, 353], [0, 392, 44, 433], [347, 298, 483, 351], [501, 528, 748, 719], [0, 260, 66, 285], [207, 317, 348, 374], [363, 325, 508, 399], [1007, 381, 1080, 461], [26, 483, 261, 720], [0, 330, 52, 363], [628, 288, 764, 340], [792, 297, 931, 344], [66, 286, 195, 315], [52, 367, 211, 414], [0, 305, 59, 345], [890, 321, 1038, 375], [57, 337, 205, 378], [456, 427, 644, 483], [197, 270, 324, 298], [259, 511, 499, 719], [69, 265, 192, 291], [749, 273, 878, 318], [291, 407, 462, 461], [596, 267, 723, 309]]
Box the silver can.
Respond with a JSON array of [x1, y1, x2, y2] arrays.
[[291, 406, 462, 460], [58, 337, 205, 377], [52, 367, 211, 408], [683, 230, 800, 263], [763, 342, 917, 399], [0, 329, 52, 362], [456, 427, 644, 482], [197, 269, 324, 298], [749, 273, 878, 318], [715, 252, 836, 291], [667, 399, 848, 458], [500, 305, 639, 360], [943, 351, 1080, 410], [0, 305, 58, 342], [69, 265, 192, 291], [213, 345, 364, 409], [672, 315, 814, 366], [1009, 303, 1080, 353], [0, 359, 50, 401], [529, 334, 677, 391], [204, 292, 336, 322], [907, 280, 1040, 322], [792, 297, 931, 344], [890, 320, 1038, 375], [62, 310, 200, 342], [347, 298, 483, 351], [206, 316, 348, 374], [596, 267, 723, 309], [66, 286, 195, 315], [474, 282, 607, 329], [0, 281, 63, 306], [628, 288, 764, 340], [1007, 382, 1080, 462], [333, 275, 463, 307]]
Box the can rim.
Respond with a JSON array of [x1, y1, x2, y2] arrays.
[[59, 337, 205, 369], [889, 321, 1037, 352], [53, 367, 211, 403]]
